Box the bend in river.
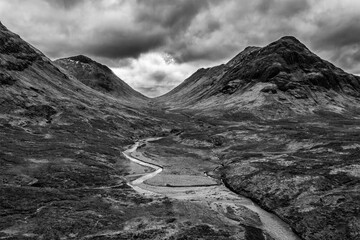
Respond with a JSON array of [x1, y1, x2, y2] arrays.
[[123, 138, 300, 240]]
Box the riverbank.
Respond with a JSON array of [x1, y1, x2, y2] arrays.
[[123, 138, 301, 240]]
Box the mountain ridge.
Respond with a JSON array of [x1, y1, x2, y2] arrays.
[[55, 55, 148, 101], [1, 21, 360, 240], [0, 21, 157, 133], [157, 36, 360, 119]]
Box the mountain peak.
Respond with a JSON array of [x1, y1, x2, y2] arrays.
[[159, 35, 360, 118], [264, 35, 310, 54], [58, 55, 112, 74], [55, 55, 148, 100], [227, 36, 308, 68], [68, 55, 94, 64], [278, 35, 302, 43]]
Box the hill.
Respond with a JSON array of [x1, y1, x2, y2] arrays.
[[158, 36, 360, 119], [55, 55, 147, 101]]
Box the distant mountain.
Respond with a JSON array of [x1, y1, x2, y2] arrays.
[[2, 21, 360, 240], [158, 36, 360, 119], [0, 21, 85, 125], [0, 21, 153, 129], [0, 21, 179, 240], [0, 20, 164, 201], [55, 55, 147, 101]]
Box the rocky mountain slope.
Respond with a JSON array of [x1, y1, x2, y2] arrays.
[[3, 21, 272, 240], [2, 19, 360, 240], [0, 21, 202, 239], [55, 55, 147, 101], [158, 36, 360, 119], [0, 22, 150, 129], [154, 36, 360, 240], [143, 114, 360, 240]]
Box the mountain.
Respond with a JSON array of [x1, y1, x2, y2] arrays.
[[3, 21, 252, 240], [158, 36, 360, 119], [0, 20, 161, 192], [154, 37, 360, 240], [0, 21, 182, 239], [2, 20, 360, 240], [55, 55, 147, 101], [0, 20, 160, 132]]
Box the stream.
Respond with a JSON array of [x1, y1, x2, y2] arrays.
[[123, 138, 300, 240]]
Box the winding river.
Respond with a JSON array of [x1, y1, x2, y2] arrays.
[[123, 138, 300, 240]]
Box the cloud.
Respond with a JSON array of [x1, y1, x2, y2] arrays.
[[308, 1, 360, 74], [276, 0, 310, 17], [111, 52, 198, 97], [45, 0, 87, 10], [319, 45, 360, 75], [313, 18, 360, 49], [150, 71, 167, 83], [84, 28, 166, 59], [256, 0, 275, 13], [135, 0, 210, 32], [0, 0, 360, 96], [257, 0, 310, 17]]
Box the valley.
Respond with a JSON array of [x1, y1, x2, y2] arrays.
[[128, 112, 360, 240], [124, 137, 300, 240], [1, 21, 360, 240]]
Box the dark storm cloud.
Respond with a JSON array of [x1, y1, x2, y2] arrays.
[[85, 29, 166, 59], [313, 17, 360, 49], [1, 0, 359, 65], [135, 0, 210, 32], [45, 0, 86, 9], [1, 0, 360, 96], [310, 14, 360, 74], [132, 0, 214, 62], [83, 0, 211, 60], [165, 18, 225, 63], [257, 0, 310, 17]]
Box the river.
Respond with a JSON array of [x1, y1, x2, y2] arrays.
[[123, 138, 300, 240]]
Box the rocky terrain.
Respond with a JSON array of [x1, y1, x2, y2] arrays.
[[158, 36, 360, 119], [135, 113, 360, 240], [0, 22, 225, 239], [221, 117, 360, 240], [156, 37, 360, 239], [1, 20, 360, 240]]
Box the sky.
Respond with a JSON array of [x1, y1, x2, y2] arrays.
[[1, 0, 360, 97]]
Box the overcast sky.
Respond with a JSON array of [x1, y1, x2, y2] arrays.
[[1, 0, 360, 97]]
